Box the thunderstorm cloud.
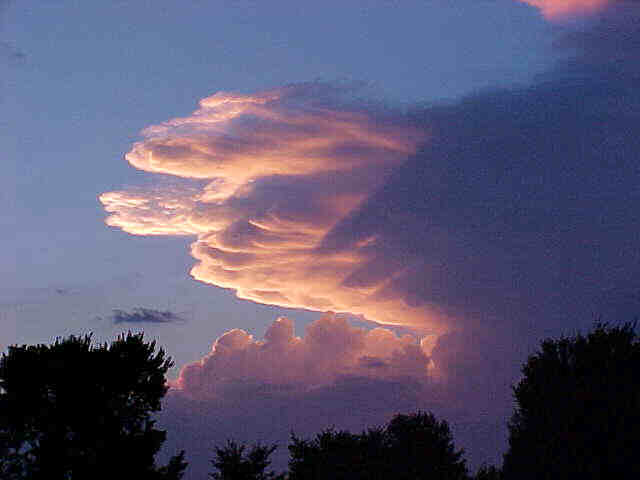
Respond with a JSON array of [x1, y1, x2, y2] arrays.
[[102, 2, 640, 477]]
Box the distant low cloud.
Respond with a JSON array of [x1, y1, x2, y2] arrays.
[[110, 307, 185, 324]]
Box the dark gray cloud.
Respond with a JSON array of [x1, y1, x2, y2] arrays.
[[319, 1, 640, 347], [110, 307, 185, 324]]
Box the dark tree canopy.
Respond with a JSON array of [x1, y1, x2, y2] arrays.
[[0, 333, 186, 480], [474, 464, 502, 480], [503, 322, 640, 480], [385, 412, 468, 480], [288, 428, 386, 480], [209, 440, 281, 480], [288, 411, 468, 480]]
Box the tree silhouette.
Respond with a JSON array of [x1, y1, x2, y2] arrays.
[[288, 411, 468, 480], [474, 464, 501, 480], [502, 322, 640, 480], [385, 411, 468, 480], [209, 440, 281, 480], [0, 333, 186, 479], [288, 428, 386, 480]]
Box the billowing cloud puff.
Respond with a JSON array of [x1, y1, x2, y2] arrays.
[[159, 317, 513, 479], [519, 0, 611, 20], [100, 83, 446, 331], [174, 315, 434, 399]]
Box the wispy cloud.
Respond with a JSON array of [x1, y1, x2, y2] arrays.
[[110, 307, 185, 324]]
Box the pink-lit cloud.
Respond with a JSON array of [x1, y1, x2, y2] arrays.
[[100, 83, 449, 331], [519, 0, 611, 20], [159, 316, 515, 478], [173, 315, 435, 399]]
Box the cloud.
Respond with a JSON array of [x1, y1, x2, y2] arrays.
[[159, 316, 514, 480], [100, 82, 442, 331], [110, 307, 185, 324], [173, 314, 433, 398], [101, 1, 640, 340], [160, 315, 512, 479], [104, 4, 640, 477], [519, 0, 612, 20]]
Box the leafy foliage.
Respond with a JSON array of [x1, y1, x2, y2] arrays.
[[503, 322, 640, 480], [0, 333, 186, 479], [288, 411, 468, 480], [209, 440, 282, 480], [474, 464, 502, 480]]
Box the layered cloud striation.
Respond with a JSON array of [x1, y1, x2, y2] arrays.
[[100, 83, 445, 330]]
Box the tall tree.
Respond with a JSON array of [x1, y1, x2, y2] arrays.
[[502, 322, 640, 480], [288, 412, 468, 480], [209, 440, 281, 480], [288, 428, 385, 480], [385, 412, 468, 480], [0, 333, 186, 479]]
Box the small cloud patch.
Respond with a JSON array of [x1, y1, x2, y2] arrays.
[[110, 307, 185, 324]]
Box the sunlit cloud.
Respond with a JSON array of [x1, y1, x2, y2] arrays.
[[519, 0, 611, 20], [172, 315, 434, 399], [100, 83, 447, 331], [102, 2, 640, 347]]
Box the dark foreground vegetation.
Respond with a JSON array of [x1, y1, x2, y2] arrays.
[[1, 322, 638, 479]]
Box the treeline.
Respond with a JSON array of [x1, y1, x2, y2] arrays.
[[210, 411, 467, 480], [1, 322, 639, 479]]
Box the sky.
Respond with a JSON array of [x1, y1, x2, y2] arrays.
[[4, 0, 640, 477]]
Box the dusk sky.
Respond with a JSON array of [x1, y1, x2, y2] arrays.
[[4, 1, 640, 478]]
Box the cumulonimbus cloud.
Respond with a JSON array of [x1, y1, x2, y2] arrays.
[[102, 1, 640, 343], [104, 5, 640, 478]]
